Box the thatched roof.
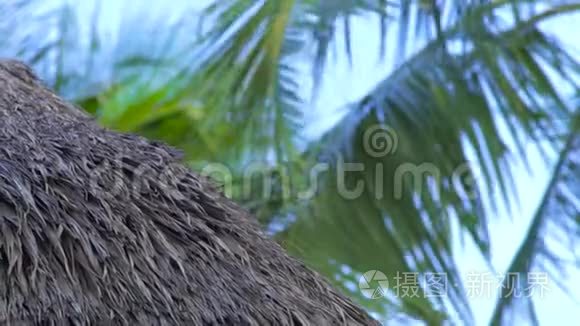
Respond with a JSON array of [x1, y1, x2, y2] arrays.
[[0, 60, 378, 325]]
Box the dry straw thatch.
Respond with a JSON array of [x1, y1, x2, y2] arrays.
[[0, 60, 379, 325]]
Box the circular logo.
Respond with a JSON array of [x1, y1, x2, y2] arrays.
[[359, 270, 389, 299], [363, 124, 398, 158]]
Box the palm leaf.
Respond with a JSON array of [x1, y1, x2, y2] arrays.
[[196, 0, 303, 162], [3, 0, 579, 324], [297, 0, 396, 93], [274, 2, 580, 323], [490, 111, 579, 325]]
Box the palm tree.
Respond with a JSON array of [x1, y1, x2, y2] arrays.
[[2, 0, 578, 324]]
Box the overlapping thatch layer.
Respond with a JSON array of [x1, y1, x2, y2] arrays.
[[0, 60, 378, 325]]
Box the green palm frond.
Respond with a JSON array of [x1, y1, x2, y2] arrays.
[[297, 0, 396, 92], [1, 2, 218, 160], [490, 111, 579, 326], [390, 0, 545, 59], [2, 0, 579, 324], [197, 0, 303, 162], [275, 2, 579, 323]]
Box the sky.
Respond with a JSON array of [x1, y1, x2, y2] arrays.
[[306, 9, 580, 326], [30, 0, 580, 324]]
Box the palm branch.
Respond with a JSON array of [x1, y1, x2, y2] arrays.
[[2, 0, 579, 324]]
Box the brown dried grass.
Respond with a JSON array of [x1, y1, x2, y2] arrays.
[[0, 60, 378, 325]]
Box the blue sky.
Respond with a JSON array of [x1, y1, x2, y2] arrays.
[[40, 1, 580, 324], [307, 9, 580, 325]]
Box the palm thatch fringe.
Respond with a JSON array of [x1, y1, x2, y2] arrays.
[[0, 60, 378, 326]]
